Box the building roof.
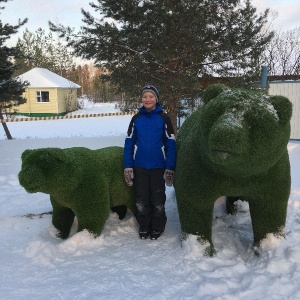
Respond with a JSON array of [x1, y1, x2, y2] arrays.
[[17, 67, 81, 88], [269, 80, 300, 84], [268, 75, 300, 81]]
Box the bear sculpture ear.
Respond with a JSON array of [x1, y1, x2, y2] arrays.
[[43, 148, 66, 163], [21, 149, 32, 161], [269, 95, 293, 124], [202, 84, 229, 104]]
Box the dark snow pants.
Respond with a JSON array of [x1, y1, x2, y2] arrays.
[[133, 167, 167, 231]]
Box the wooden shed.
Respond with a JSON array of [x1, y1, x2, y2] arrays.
[[268, 80, 300, 140], [14, 67, 81, 117]]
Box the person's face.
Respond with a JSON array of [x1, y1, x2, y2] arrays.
[[142, 91, 157, 111]]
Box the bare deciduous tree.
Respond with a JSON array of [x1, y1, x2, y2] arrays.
[[261, 27, 300, 75]]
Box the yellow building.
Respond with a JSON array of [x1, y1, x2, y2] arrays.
[[15, 68, 81, 117]]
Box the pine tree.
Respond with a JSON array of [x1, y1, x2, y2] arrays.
[[14, 28, 75, 77], [50, 0, 273, 131], [0, 0, 28, 139]]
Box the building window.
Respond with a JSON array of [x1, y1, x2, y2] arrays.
[[36, 91, 49, 102]]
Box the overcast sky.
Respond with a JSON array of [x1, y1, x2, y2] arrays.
[[2, 0, 300, 46], [2, 0, 92, 45]]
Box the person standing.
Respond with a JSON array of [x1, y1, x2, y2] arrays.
[[123, 84, 176, 240]]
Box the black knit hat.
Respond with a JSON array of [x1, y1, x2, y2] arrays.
[[141, 84, 159, 103]]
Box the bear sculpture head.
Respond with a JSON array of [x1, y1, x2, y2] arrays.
[[196, 85, 292, 176]]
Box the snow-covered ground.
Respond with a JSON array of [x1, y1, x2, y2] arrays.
[[0, 101, 300, 299]]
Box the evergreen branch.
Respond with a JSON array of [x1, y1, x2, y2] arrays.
[[116, 43, 176, 74]]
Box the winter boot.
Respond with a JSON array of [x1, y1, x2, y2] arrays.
[[139, 228, 150, 239], [150, 229, 164, 240]]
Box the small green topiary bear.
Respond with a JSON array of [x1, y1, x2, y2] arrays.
[[174, 84, 292, 255], [19, 146, 136, 239]]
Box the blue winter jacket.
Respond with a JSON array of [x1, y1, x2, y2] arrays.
[[124, 104, 176, 171]]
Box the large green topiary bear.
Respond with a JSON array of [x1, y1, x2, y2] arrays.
[[19, 146, 135, 239], [174, 84, 292, 255]]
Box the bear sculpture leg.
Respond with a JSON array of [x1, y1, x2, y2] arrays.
[[111, 205, 128, 220], [176, 190, 217, 256], [51, 196, 75, 239], [225, 196, 239, 214]]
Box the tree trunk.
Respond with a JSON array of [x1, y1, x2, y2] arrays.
[[0, 112, 13, 140], [167, 97, 178, 135]]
